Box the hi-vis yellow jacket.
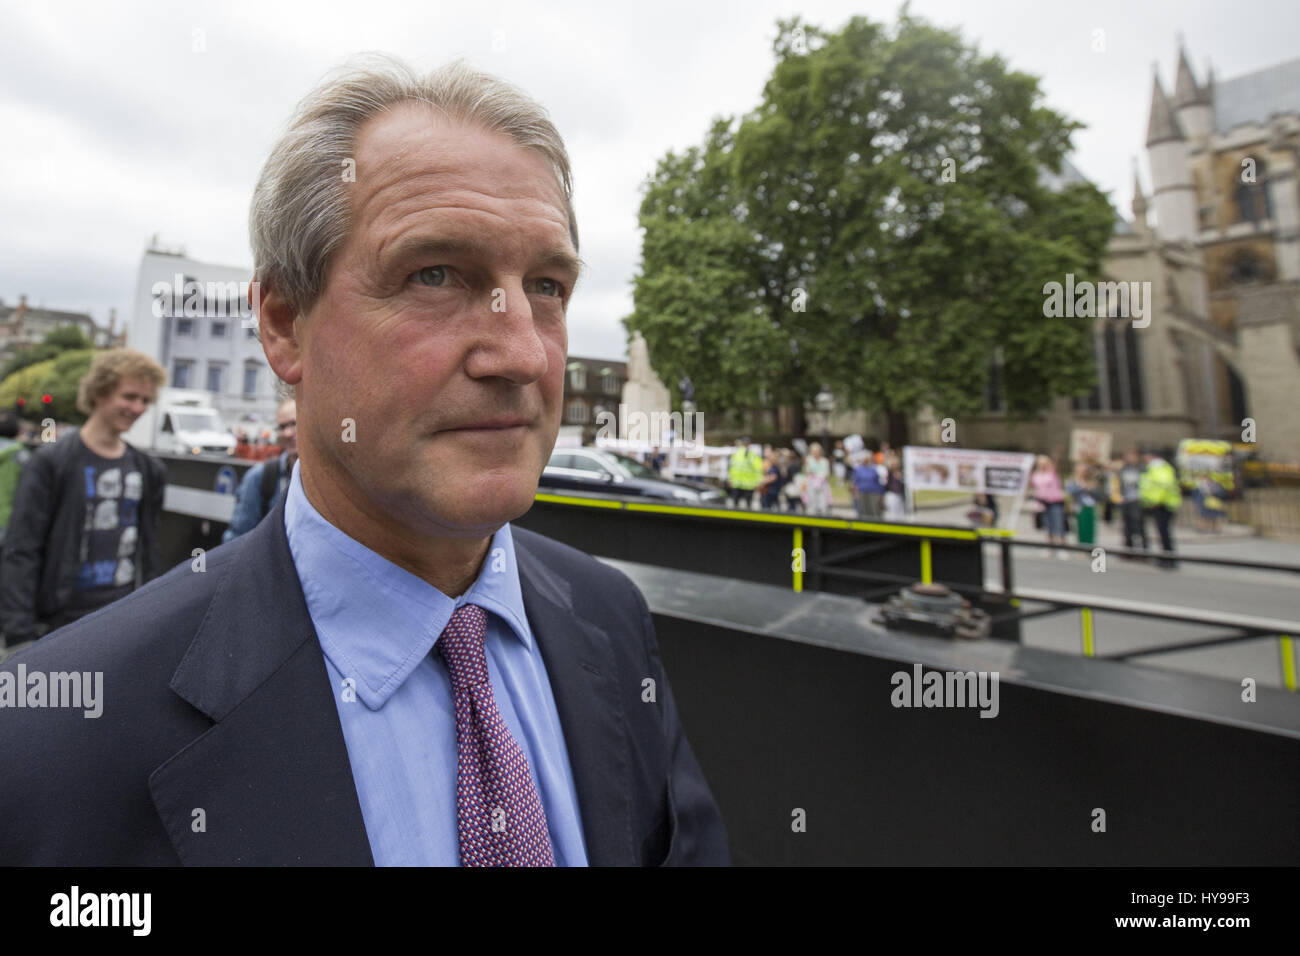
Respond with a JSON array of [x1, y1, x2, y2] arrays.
[[1139, 459, 1182, 510]]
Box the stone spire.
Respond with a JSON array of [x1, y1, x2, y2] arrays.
[[1146, 71, 1184, 147], [1173, 44, 1211, 108], [1131, 159, 1149, 224], [1174, 47, 1197, 107]]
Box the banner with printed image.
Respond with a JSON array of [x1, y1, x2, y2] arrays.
[[903, 446, 1035, 496]]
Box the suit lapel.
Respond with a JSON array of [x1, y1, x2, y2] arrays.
[[514, 533, 636, 866], [148, 497, 373, 865]]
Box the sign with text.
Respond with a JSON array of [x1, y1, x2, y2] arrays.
[[903, 446, 1035, 496], [1069, 428, 1113, 465]]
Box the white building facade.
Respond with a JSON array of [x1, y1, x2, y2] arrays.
[[127, 247, 281, 428]]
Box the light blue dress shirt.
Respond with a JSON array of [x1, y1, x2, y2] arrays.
[[282, 460, 589, 866]]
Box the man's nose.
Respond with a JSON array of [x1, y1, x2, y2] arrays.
[[465, 280, 552, 384]]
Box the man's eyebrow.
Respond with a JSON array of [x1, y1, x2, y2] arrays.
[[381, 236, 583, 278], [537, 249, 585, 280]]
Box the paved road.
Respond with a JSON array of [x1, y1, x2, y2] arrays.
[[983, 510, 1300, 691], [811, 494, 1300, 691], [1004, 545, 1297, 689]]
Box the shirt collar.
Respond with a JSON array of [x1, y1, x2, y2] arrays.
[[282, 459, 532, 710]]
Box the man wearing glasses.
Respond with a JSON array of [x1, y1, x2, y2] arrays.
[[223, 399, 297, 542]]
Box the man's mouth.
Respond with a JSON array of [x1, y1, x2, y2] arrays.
[[441, 417, 532, 432]]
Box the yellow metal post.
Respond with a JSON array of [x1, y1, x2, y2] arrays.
[[920, 539, 932, 584], [1080, 607, 1095, 658], [1280, 636, 1297, 692], [793, 528, 804, 593]]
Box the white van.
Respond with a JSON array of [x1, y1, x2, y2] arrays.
[[123, 387, 236, 456]]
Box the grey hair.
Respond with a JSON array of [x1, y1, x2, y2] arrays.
[[249, 53, 577, 317]]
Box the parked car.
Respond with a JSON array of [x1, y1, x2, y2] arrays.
[[540, 447, 725, 504]]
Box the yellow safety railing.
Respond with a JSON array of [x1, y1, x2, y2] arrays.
[[1280, 637, 1297, 692]]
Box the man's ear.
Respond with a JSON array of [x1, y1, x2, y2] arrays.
[[253, 278, 304, 387]]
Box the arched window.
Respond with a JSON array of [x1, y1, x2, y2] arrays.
[[1124, 323, 1144, 412], [1073, 318, 1144, 413], [1236, 159, 1273, 224]]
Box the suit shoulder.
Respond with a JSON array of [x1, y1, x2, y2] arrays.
[[0, 538, 246, 790]]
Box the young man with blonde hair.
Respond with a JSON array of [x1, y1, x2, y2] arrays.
[[0, 348, 167, 647]]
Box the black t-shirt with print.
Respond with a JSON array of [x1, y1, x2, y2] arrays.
[[65, 443, 144, 612]]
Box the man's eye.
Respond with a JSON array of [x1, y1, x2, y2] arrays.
[[413, 266, 447, 287], [534, 278, 564, 298]]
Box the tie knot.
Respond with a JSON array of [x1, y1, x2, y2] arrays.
[[436, 603, 490, 687]]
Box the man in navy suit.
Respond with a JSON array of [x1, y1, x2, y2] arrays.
[[0, 56, 728, 866]]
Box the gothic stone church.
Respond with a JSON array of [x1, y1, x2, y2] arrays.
[[962, 46, 1300, 460]]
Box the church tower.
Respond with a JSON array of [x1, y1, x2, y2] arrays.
[[1172, 44, 1213, 144], [1146, 70, 1198, 243]]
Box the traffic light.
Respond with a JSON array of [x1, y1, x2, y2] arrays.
[[41, 393, 53, 406], [15, 397, 25, 413]]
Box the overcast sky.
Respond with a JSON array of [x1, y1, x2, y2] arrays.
[[1, 0, 1295, 360]]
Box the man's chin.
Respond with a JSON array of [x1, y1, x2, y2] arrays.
[[424, 480, 540, 535]]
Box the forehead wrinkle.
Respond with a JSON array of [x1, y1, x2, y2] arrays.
[[348, 110, 570, 248], [351, 114, 566, 209], [358, 160, 567, 225], [367, 204, 573, 278], [369, 182, 568, 234], [357, 161, 573, 273], [349, 166, 569, 275]]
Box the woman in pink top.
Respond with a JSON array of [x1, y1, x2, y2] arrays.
[[1030, 455, 1069, 554]]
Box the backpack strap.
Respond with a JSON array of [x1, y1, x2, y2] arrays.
[[259, 456, 281, 516]]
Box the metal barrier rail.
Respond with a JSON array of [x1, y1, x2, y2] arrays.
[[521, 493, 1022, 639], [149, 458, 1293, 681], [1228, 486, 1300, 536], [982, 534, 1300, 691], [533, 491, 991, 590], [151, 469, 992, 607], [987, 533, 1300, 574]]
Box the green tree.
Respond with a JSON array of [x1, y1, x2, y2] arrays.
[[0, 349, 95, 425], [0, 325, 92, 380], [626, 12, 1116, 445]]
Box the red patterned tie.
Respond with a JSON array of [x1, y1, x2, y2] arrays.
[[435, 603, 556, 866]]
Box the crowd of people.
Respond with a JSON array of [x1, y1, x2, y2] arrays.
[[724, 438, 905, 518], [1028, 445, 1203, 568], [715, 433, 1215, 574]]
